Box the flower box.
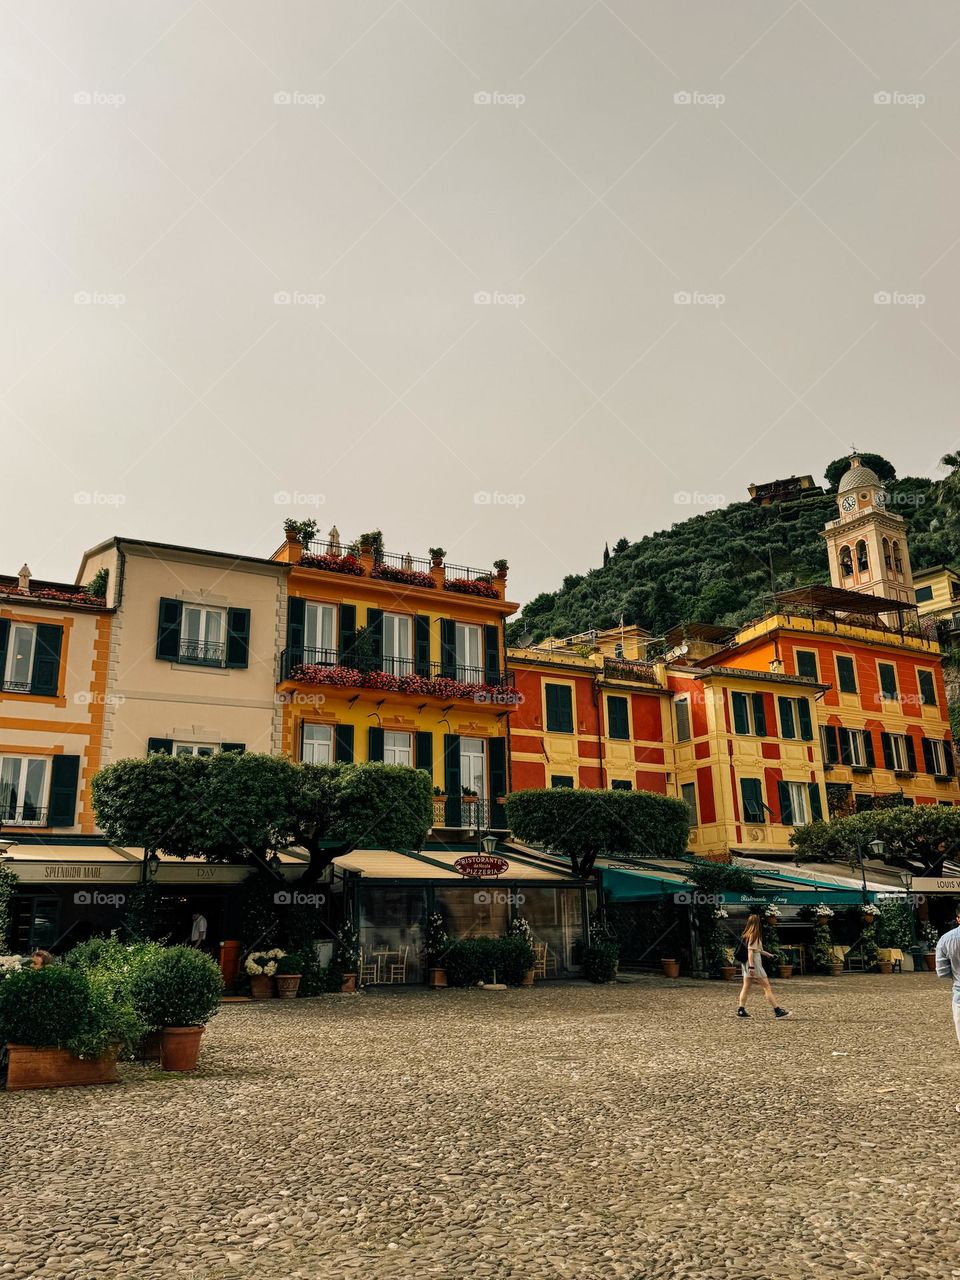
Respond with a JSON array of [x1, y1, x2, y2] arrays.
[[6, 1044, 119, 1091], [300, 552, 364, 576], [444, 577, 499, 598], [372, 566, 436, 589]]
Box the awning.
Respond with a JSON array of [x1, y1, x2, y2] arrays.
[[334, 843, 582, 882], [2, 845, 309, 887], [599, 856, 888, 906]]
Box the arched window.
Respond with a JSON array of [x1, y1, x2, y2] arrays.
[[883, 537, 892, 570], [855, 540, 869, 573], [839, 545, 853, 577], [893, 541, 903, 572]]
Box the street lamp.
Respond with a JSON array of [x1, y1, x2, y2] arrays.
[[854, 837, 886, 902], [481, 834, 498, 856]]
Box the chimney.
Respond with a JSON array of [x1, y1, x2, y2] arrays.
[[17, 564, 31, 592]]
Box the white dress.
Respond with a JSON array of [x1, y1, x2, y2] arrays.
[[742, 943, 766, 980]]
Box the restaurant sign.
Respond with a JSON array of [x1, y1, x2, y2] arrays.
[[454, 855, 509, 879], [912, 878, 960, 894]]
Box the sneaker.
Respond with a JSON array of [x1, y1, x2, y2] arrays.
[[736, 1006, 750, 1018], [774, 1007, 792, 1019]]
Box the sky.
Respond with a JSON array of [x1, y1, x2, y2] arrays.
[[2, 0, 960, 612]]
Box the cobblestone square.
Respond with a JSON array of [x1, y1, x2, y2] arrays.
[[2, 974, 957, 1280]]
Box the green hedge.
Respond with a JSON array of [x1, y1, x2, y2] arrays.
[[505, 788, 689, 873], [444, 936, 535, 987], [0, 965, 143, 1059]]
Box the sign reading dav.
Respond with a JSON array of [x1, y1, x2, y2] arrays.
[[454, 855, 509, 879]]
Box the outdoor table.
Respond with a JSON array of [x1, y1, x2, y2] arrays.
[[878, 948, 904, 972]]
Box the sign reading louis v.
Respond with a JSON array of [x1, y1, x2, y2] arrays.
[[913, 878, 960, 894]]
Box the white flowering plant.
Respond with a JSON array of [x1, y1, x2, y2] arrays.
[[763, 904, 783, 919], [245, 948, 285, 977], [0, 955, 23, 977], [861, 903, 879, 916], [713, 908, 729, 919], [813, 904, 834, 918]]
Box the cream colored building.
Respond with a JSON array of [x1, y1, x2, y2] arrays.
[[76, 538, 288, 764], [913, 564, 960, 633]]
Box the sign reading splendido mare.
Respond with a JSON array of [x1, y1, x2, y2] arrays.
[[912, 878, 960, 894], [454, 855, 509, 878]]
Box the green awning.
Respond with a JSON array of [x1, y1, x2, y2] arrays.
[[601, 864, 877, 907]]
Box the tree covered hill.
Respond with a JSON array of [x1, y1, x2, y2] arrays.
[[511, 455, 956, 644]]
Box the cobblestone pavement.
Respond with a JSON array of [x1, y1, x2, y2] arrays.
[[2, 974, 958, 1280]]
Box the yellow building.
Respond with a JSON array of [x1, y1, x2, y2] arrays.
[[274, 528, 517, 829], [913, 564, 960, 633]]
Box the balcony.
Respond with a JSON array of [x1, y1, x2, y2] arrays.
[[279, 647, 518, 703], [178, 639, 227, 667], [1, 805, 49, 827], [602, 656, 661, 686]]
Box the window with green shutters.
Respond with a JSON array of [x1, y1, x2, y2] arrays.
[[878, 662, 898, 701], [681, 782, 698, 824], [607, 695, 630, 740], [778, 697, 813, 741], [544, 683, 574, 733], [836, 655, 857, 694], [796, 650, 818, 680], [674, 697, 691, 742], [1, 621, 64, 696], [778, 696, 795, 739], [740, 777, 766, 824], [917, 669, 936, 707], [731, 692, 766, 736]]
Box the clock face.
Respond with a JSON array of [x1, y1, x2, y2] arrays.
[[841, 495, 857, 512], [875, 490, 886, 506]]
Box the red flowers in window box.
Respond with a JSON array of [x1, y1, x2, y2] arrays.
[[444, 577, 499, 598], [371, 566, 436, 589], [287, 664, 521, 705], [300, 552, 364, 576]]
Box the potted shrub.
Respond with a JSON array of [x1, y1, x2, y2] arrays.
[[245, 949, 283, 999], [275, 952, 304, 999], [583, 919, 619, 983], [335, 922, 360, 993], [921, 921, 939, 971], [810, 904, 836, 974], [424, 912, 450, 988], [0, 965, 141, 1090], [461, 786, 479, 809], [129, 946, 223, 1073], [504, 917, 537, 987], [862, 903, 880, 927], [429, 546, 446, 567]]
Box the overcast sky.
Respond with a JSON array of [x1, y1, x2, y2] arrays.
[[3, 1, 959, 609]]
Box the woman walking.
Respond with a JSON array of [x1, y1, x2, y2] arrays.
[[736, 914, 791, 1019]]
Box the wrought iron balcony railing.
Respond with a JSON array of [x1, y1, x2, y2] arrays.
[[1, 805, 49, 826], [178, 639, 227, 666]]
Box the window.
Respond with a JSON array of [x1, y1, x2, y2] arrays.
[[836, 655, 858, 694], [383, 614, 412, 675], [878, 662, 898, 701], [545, 683, 574, 733], [551, 775, 574, 788], [839, 546, 853, 578], [925, 739, 948, 776], [796, 651, 818, 680], [304, 603, 336, 661], [915, 585, 934, 603], [302, 723, 333, 764], [882, 733, 913, 772], [732, 691, 766, 736], [681, 782, 698, 824], [455, 623, 483, 683], [740, 777, 766, 824], [607, 695, 630, 741], [0, 755, 49, 824], [674, 697, 691, 743], [611, 779, 632, 791], [172, 742, 217, 758], [383, 731, 413, 766], [782, 781, 811, 825], [180, 605, 227, 665], [855, 540, 869, 573], [893, 541, 903, 572], [918, 669, 937, 707], [460, 738, 486, 797], [3, 623, 36, 691], [778, 696, 813, 740], [883, 537, 891, 570], [843, 729, 871, 767]]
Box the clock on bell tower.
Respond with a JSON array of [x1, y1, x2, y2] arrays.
[[821, 455, 914, 604]]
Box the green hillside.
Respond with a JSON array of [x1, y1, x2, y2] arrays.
[[511, 454, 956, 644]]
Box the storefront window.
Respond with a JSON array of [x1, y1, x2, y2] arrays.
[[358, 885, 427, 984], [516, 886, 585, 975]]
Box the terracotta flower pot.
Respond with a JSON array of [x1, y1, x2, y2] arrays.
[[340, 973, 357, 993], [249, 974, 274, 1000], [924, 953, 937, 972], [159, 1026, 205, 1072], [521, 968, 535, 987], [778, 964, 793, 979], [428, 967, 448, 988], [661, 958, 680, 979], [830, 962, 844, 977], [275, 973, 302, 1000], [878, 961, 893, 975], [720, 965, 737, 982], [6, 1045, 119, 1092]]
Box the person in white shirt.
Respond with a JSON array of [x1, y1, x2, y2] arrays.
[[736, 913, 791, 1020], [935, 912, 960, 1102], [190, 912, 208, 946]]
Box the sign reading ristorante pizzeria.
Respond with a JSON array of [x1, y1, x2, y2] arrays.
[[454, 855, 509, 878]]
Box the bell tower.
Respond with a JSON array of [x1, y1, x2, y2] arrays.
[[821, 455, 914, 604]]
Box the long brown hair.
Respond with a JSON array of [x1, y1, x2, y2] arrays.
[[740, 914, 762, 946]]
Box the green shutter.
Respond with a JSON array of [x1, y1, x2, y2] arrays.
[[488, 737, 508, 826], [880, 733, 894, 769], [837, 656, 857, 694], [31, 624, 62, 696], [778, 697, 796, 740], [546, 684, 573, 733], [731, 692, 749, 735], [338, 605, 357, 665], [777, 780, 793, 825], [286, 597, 306, 675], [945, 740, 955, 777], [751, 693, 767, 737], [225, 608, 250, 669], [414, 616, 432, 677], [439, 619, 457, 679], [0, 619, 8, 685], [823, 726, 839, 764], [922, 738, 936, 774], [146, 738, 173, 755], [368, 726, 384, 761], [607, 696, 630, 740], [879, 663, 898, 700], [797, 699, 813, 741], [156, 598, 182, 661], [415, 731, 433, 774], [366, 609, 384, 670], [918, 670, 936, 706], [808, 782, 823, 821], [443, 734, 461, 824], [220, 743, 245, 754], [48, 755, 80, 826], [740, 778, 765, 824], [905, 735, 917, 773], [483, 624, 501, 686], [863, 730, 876, 767], [838, 728, 852, 764], [796, 651, 818, 679], [335, 725, 354, 763]]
